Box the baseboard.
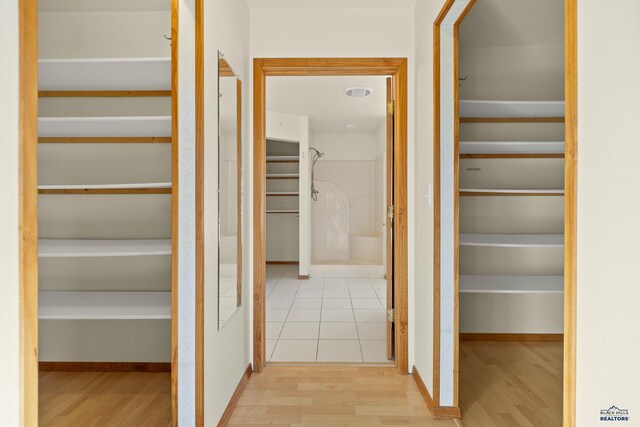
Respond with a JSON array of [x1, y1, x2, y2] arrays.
[[298, 275, 309, 280], [266, 261, 299, 265], [412, 366, 461, 420], [217, 364, 253, 427], [39, 361, 171, 372], [460, 333, 563, 342]]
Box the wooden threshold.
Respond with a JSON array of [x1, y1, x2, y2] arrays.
[[39, 361, 171, 372], [39, 90, 172, 98], [38, 188, 172, 195], [460, 117, 565, 123], [38, 137, 172, 144], [460, 333, 564, 342], [460, 154, 564, 159], [217, 364, 252, 427]]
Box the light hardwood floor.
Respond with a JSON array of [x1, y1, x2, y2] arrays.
[[459, 341, 563, 427], [39, 371, 171, 427], [228, 366, 455, 426]]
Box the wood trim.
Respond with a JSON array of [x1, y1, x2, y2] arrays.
[[237, 78, 243, 307], [298, 275, 309, 280], [38, 90, 171, 98], [460, 333, 564, 342], [564, 0, 578, 425], [460, 153, 564, 159], [217, 364, 252, 427], [460, 117, 565, 123], [459, 191, 564, 197], [432, 1, 457, 404], [38, 137, 172, 144], [253, 60, 267, 374], [195, 0, 204, 421], [38, 188, 172, 195], [170, 0, 179, 424], [393, 59, 409, 375], [19, 0, 39, 424], [39, 362, 171, 372], [253, 58, 410, 375], [385, 77, 393, 361], [266, 261, 298, 265], [412, 367, 462, 420]]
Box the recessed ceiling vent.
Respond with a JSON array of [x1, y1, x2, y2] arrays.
[[345, 87, 373, 98]]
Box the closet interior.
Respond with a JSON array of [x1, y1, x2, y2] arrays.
[[457, 0, 564, 423], [37, 0, 172, 419]]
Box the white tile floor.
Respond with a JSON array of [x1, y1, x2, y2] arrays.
[[266, 265, 392, 363]]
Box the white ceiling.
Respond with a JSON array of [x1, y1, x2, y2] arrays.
[[246, 0, 417, 9], [266, 76, 387, 133], [460, 0, 564, 47]]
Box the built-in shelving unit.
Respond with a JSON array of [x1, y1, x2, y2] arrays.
[[39, 291, 171, 320], [38, 30, 172, 364], [459, 98, 565, 323]]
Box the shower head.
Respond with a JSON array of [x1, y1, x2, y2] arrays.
[[310, 147, 324, 158]]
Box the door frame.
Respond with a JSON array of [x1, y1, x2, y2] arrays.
[[432, 0, 577, 424], [252, 58, 409, 374], [18, 0, 180, 424]]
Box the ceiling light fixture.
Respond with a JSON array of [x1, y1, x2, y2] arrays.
[[345, 87, 373, 98]]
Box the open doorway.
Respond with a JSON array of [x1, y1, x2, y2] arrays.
[[264, 75, 390, 363], [253, 58, 408, 373], [433, 0, 576, 424]]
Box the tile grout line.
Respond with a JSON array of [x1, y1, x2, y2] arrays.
[[269, 269, 299, 361], [315, 277, 325, 362], [348, 278, 366, 363]]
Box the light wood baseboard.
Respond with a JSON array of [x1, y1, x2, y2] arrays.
[[266, 261, 299, 265], [39, 362, 171, 372], [218, 364, 252, 426], [412, 366, 461, 419], [460, 333, 563, 342]]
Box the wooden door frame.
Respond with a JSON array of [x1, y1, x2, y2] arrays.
[[18, 0, 180, 424], [253, 58, 409, 374], [432, 0, 577, 424]]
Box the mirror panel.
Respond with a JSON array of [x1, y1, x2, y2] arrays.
[[218, 52, 242, 329]]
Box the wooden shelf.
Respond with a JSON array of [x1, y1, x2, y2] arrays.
[[460, 188, 564, 196], [460, 141, 564, 157], [266, 174, 299, 180], [38, 239, 172, 258], [266, 210, 299, 214], [39, 291, 171, 320], [266, 156, 299, 163], [38, 116, 171, 138], [266, 192, 299, 197], [38, 182, 172, 195], [39, 58, 171, 91], [460, 275, 563, 294], [459, 100, 565, 122], [459, 233, 563, 248]]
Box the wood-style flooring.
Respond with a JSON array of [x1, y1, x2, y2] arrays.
[[227, 366, 455, 426], [459, 341, 563, 427], [39, 371, 171, 427]]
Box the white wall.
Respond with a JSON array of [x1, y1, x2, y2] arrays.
[[203, 0, 251, 425], [0, 0, 20, 424], [576, 0, 640, 423], [413, 0, 447, 398], [250, 2, 416, 366]]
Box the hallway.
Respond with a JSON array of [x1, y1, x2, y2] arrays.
[[227, 366, 455, 426]]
